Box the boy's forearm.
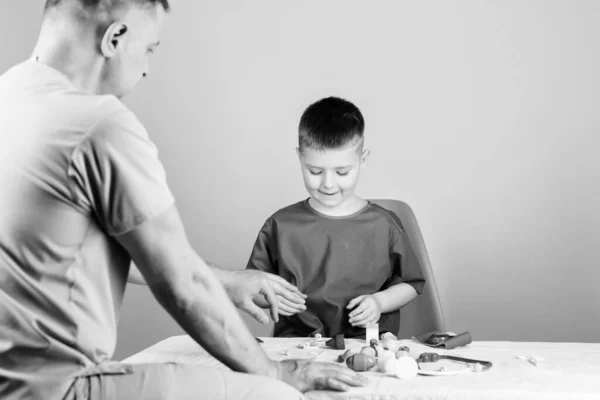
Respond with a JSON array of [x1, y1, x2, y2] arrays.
[[373, 283, 418, 313]]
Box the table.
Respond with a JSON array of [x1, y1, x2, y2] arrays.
[[124, 336, 600, 399]]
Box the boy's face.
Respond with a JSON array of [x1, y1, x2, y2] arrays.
[[297, 141, 369, 211]]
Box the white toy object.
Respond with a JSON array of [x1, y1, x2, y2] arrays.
[[382, 356, 418, 379], [395, 348, 410, 358], [283, 348, 324, 359], [516, 355, 544, 366], [383, 358, 397, 374], [380, 332, 403, 353], [297, 334, 327, 350], [385, 340, 401, 353], [366, 323, 379, 344], [377, 350, 396, 370]]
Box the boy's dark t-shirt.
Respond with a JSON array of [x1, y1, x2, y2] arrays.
[[247, 199, 425, 338]]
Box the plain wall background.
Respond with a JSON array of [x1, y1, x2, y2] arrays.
[[1, 1, 599, 360]]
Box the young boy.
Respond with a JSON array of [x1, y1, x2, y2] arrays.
[[247, 96, 425, 338]]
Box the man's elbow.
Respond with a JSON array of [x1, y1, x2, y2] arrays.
[[147, 264, 219, 315], [148, 276, 196, 315]]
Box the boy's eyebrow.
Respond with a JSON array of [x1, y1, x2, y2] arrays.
[[150, 41, 161, 47]]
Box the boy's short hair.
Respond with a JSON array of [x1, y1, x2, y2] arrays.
[[45, 0, 170, 12], [299, 96, 365, 152]]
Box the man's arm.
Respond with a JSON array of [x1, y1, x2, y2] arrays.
[[127, 263, 146, 285], [117, 204, 368, 392], [243, 218, 307, 316], [126, 251, 306, 322], [206, 262, 306, 321], [117, 205, 278, 376]]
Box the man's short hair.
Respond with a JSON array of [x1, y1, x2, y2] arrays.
[[298, 96, 365, 152], [45, 0, 170, 12]]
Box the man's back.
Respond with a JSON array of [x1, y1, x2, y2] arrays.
[[0, 59, 144, 398]]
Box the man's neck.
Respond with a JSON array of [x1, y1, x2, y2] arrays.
[[32, 21, 104, 95]]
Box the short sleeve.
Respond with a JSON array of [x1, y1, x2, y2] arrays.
[[246, 218, 278, 274], [67, 109, 175, 236], [387, 223, 426, 295]]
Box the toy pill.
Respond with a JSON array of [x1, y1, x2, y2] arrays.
[[395, 346, 411, 358], [472, 363, 483, 372], [385, 340, 401, 353], [346, 353, 377, 372], [393, 356, 418, 379], [360, 346, 378, 358], [377, 350, 396, 369], [383, 358, 398, 374]]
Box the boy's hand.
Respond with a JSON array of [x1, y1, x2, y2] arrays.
[[347, 294, 381, 327]]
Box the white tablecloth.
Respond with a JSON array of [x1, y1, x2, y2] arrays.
[[123, 336, 600, 399]]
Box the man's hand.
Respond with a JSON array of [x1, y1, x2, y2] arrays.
[[347, 294, 381, 327], [253, 273, 307, 316], [270, 294, 307, 316], [221, 270, 306, 324], [277, 359, 369, 393]]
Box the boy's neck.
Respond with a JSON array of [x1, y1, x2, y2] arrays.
[[308, 196, 368, 217]]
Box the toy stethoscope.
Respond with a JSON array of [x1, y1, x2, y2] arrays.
[[416, 352, 493, 375]]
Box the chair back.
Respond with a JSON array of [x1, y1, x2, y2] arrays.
[[371, 199, 446, 339]]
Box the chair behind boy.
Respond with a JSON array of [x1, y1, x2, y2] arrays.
[[370, 199, 446, 340]]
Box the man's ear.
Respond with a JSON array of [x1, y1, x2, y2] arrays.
[[100, 22, 128, 58], [360, 148, 371, 164]]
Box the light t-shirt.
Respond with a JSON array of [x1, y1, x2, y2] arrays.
[[0, 60, 174, 399]]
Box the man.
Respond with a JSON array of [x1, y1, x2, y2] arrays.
[[0, 1, 368, 399]]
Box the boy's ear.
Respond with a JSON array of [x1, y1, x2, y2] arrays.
[[100, 22, 128, 58], [360, 148, 371, 164], [295, 147, 301, 158]]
